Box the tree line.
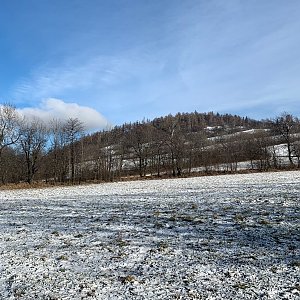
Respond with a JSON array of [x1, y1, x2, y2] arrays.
[[1, 103, 300, 185]]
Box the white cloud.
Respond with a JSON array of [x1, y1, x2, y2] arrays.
[[18, 98, 110, 131]]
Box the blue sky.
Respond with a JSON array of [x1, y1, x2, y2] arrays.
[[1, 0, 300, 129]]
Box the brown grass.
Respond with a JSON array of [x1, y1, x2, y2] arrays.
[[0, 167, 299, 191]]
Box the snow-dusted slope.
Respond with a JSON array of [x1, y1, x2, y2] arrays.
[[0, 171, 299, 299]]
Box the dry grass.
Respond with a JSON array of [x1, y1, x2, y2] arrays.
[[1, 167, 299, 191], [0, 181, 67, 190]]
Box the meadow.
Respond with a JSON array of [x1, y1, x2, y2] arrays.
[[0, 171, 299, 299]]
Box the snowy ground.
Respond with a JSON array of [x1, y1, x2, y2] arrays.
[[0, 171, 299, 300]]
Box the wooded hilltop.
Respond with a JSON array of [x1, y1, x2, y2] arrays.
[[1, 103, 300, 186]]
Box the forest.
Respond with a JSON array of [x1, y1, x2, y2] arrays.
[[1, 103, 300, 185]]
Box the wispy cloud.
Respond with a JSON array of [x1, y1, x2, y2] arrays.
[[10, 48, 167, 124], [18, 98, 110, 131], [13, 55, 135, 101]]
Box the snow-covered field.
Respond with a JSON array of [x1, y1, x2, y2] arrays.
[[0, 171, 299, 299]]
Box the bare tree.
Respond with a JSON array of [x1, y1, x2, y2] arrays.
[[158, 115, 186, 176], [150, 126, 166, 177], [91, 131, 116, 181], [187, 132, 208, 173], [48, 119, 69, 182], [125, 122, 152, 177], [292, 141, 300, 167], [0, 104, 20, 158], [19, 118, 48, 184], [273, 113, 300, 167], [0, 147, 22, 184], [64, 118, 84, 183]]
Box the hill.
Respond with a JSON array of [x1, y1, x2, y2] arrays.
[[1, 109, 300, 185], [44, 112, 300, 183]]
